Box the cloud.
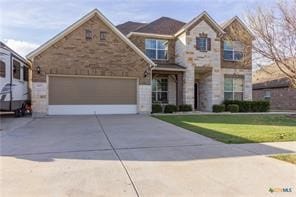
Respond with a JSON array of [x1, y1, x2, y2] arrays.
[[3, 39, 39, 57]]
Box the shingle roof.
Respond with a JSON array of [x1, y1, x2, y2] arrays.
[[119, 17, 185, 35], [253, 77, 290, 89], [252, 62, 293, 89], [155, 63, 186, 71], [135, 17, 185, 35], [116, 21, 147, 35]]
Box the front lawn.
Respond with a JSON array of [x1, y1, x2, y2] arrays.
[[154, 114, 296, 143], [270, 154, 296, 165]]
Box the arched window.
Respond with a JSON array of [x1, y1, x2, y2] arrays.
[[0, 60, 5, 77]]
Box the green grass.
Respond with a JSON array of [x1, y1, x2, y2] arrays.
[[154, 114, 296, 144], [270, 154, 296, 165]]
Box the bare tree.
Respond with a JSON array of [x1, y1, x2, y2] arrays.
[[246, 0, 296, 87]]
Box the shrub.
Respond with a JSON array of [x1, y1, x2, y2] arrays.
[[223, 100, 250, 112], [178, 104, 192, 112], [223, 100, 270, 112], [212, 104, 225, 113], [164, 104, 177, 113], [251, 101, 270, 112], [152, 104, 162, 113], [227, 104, 239, 113]]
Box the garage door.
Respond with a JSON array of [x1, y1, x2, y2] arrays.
[[48, 76, 137, 115]]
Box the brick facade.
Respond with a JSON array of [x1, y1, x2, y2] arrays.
[[32, 15, 151, 85], [129, 35, 176, 64], [31, 14, 152, 115], [253, 88, 296, 110], [30, 10, 253, 114], [221, 20, 252, 70]]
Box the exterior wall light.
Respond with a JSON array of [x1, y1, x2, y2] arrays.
[[37, 65, 41, 74], [144, 70, 149, 78]]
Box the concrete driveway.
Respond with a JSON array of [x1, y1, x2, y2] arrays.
[[1, 115, 295, 196]]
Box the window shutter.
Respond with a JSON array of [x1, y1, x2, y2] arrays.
[[207, 38, 211, 51], [196, 37, 200, 50]]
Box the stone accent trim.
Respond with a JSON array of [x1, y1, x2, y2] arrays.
[[32, 82, 48, 117], [222, 68, 252, 101], [138, 85, 152, 114]]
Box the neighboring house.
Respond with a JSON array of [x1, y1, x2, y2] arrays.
[[253, 63, 296, 110], [0, 42, 30, 112], [27, 9, 253, 116]]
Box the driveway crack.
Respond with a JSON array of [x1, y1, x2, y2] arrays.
[[95, 115, 140, 197]]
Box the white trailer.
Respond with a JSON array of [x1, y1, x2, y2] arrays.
[[0, 41, 31, 116]]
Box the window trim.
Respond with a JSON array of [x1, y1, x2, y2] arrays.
[[223, 41, 244, 61], [224, 77, 244, 101], [145, 39, 168, 60], [264, 90, 271, 100], [100, 31, 107, 41], [152, 77, 168, 103], [197, 37, 208, 52]]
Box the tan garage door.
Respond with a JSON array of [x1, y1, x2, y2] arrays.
[[48, 76, 137, 115]]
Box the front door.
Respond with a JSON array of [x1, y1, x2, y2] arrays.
[[194, 82, 200, 110]]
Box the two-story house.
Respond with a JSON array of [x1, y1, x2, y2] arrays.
[[27, 9, 253, 116], [118, 11, 253, 111]]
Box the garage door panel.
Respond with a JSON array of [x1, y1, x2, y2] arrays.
[[49, 76, 137, 105]]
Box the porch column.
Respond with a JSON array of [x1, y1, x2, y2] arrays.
[[176, 73, 183, 105]]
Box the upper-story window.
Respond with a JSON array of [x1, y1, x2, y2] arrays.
[[196, 37, 211, 52], [223, 41, 244, 61], [145, 39, 168, 60], [0, 60, 5, 78]]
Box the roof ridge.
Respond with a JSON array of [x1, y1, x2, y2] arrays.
[[131, 16, 186, 35], [119, 21, 146, 25]]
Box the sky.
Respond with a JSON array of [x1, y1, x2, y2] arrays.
[[0, 0, 277, 57]]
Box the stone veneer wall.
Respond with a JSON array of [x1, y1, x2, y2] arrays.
[[221, 68, 252, 101], [176, 20, 222, 109], [31, 15, 152, 115], [32, 82, 48, 116], [199, 73, 212, 111], [168, 76, 176, 104], [138, 85, 152, 113]]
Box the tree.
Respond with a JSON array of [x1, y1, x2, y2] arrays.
[[246, 0, 296, 87]]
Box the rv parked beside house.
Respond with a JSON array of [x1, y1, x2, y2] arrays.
[[0, 42, 31, 116], [27, 9, 253, 116]]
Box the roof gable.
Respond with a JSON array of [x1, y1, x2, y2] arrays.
[[175, 11, 225, 36], [26, 9, 155, 66], [222, 16, 254, 38]]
